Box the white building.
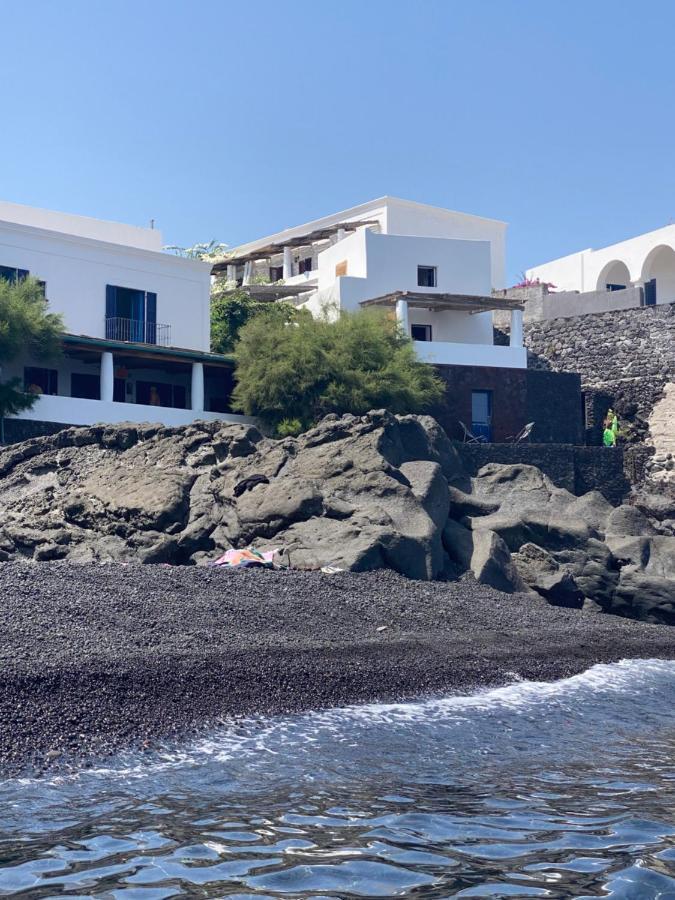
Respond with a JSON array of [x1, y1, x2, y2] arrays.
[[527, 223, 675, 307], [213, 197, 526, 371], [0, 201, 253, 437]]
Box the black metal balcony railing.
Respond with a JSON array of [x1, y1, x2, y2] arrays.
[[105, 317, 171, 347]]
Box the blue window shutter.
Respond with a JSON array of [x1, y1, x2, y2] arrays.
[[105, 286, 116, 340], [106, 285, 117, 317], [146, 292, 157, 344], [146, 292, 157, 324]]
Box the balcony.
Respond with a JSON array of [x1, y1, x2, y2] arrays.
[[105, 317, 171, 346]]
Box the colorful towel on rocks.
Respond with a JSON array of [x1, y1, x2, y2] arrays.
[[210, 548, 279, 569]]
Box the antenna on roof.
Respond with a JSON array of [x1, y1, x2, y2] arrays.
[[150, 218, 155, 230]]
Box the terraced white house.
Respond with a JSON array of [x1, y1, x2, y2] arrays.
[[212, 197, 526, 371], [0, 201, 252, 441]]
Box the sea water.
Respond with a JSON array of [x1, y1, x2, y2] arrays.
[[1, 659, 675, 897]]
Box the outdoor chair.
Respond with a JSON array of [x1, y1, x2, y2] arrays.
[[459, 421, 487, 444], [507, 421, 534, 444]]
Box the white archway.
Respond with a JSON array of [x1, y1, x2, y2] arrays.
[[641, 244, 675, 303], [596, 259, 631, 292]]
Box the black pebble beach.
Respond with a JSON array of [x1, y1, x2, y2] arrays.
[[2, 561, 675, 775]]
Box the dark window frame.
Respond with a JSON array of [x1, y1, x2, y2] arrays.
[[411, 323, 433, 342], [0, 265, 30, 284], [417, 265, 437, 288], [24, 366, 58, 396]]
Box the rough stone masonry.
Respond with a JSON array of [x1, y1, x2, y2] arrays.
[[523, 301, 675, 484]]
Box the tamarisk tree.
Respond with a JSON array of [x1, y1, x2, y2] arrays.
[[0, 277, 63, 442]]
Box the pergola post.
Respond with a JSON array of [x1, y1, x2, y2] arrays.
[[242, 261, 252, 285], [510, 309, 523, 347], [226, 264, 236, 285], [395, 298, 409, 336], [100, 351, 114, 402], [191, 362, 205, 412], [283, 247, 293, 280], [337, 227, 346, 242]]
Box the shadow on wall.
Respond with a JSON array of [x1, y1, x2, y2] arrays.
[[430, 366, 582, 445]]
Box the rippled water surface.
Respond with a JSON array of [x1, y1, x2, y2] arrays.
[[2, 660, 675, 898]]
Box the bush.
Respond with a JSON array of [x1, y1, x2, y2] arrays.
[[0, 276, 63, 442], [231, 308, 444, 432], [210, 285, 295, 354]]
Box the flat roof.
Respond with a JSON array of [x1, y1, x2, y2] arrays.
[[360, 290, 523, 313], [0, 199, 163, 252], [219, 196, 508, 261]]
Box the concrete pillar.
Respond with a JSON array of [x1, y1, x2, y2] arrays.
[[510, 309, 523, 347], [226, 264, 236, 285], [283, 246, 292, 280], [242, 261, 251, 285], [395, 298, 409, 336], [337, 227, 346, 242], [100, 351, 114, 402], [191, 362, 205, 412]]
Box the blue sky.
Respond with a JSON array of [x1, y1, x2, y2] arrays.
[[2, 0, 674, 283]]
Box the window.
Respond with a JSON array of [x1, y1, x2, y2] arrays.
[[105, 285, 157, 343], [417, 265, 437, 288], [269, 265, 284, 282], [71, 373, 100, 400], [24, 366, 58, 396], [298, 257, 313, 275], [606, 283, 626, 292], [0, 265, 29, 284], [644, 279, 657, 306], [411, 323, 432, 341]]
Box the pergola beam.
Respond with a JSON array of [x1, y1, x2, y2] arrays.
[[211, 220, 380, 273], [359, 290, 524, 314], [219, 283, 316, 302]]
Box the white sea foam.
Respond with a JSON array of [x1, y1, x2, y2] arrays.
[[9, 658, 675, 787]]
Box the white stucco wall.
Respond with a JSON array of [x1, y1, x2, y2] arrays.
[[527, 224, 675, 304], [303, 230, 495, 349], [383, 200, 506, 289], [0, 200, 163, 251], [227, 196, 506, 288], [316, 230, 492, 306], [12, 394, 253, 428], [0, 219, 212, 351], [407, 308, 494, 344]]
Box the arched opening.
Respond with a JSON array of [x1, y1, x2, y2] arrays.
[[596, 260, 631, 292], [641, 244, 675, 305]]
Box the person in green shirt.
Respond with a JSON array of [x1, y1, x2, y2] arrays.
[[603, 408, 619, 446]]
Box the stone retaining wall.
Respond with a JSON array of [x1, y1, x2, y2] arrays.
[[1, 418, 70, 445], [524, 301, 674, 411], [455, 443, 634, 505]]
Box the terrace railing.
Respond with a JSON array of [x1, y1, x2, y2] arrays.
[[104, 317, 171, 347]]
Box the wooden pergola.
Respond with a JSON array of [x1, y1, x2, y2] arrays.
[[218, 283, 316, 302], [359, 290, 524, 315], [211, 220, 380, 273]]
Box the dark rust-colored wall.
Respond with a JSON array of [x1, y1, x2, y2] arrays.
[[430, 365, 582, 445]]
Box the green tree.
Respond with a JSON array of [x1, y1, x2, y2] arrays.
[[0, 277, 63, 442], [231, 307, 444, 432], [210, 282, 296, 354]]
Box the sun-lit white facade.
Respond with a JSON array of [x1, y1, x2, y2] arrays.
[[218, 197, 526, 370], [0, 201, 252, 434], [527, 224, 675, 307]]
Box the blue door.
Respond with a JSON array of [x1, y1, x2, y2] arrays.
[[472, 390, 493, 442]]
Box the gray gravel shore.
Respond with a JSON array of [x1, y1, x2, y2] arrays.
[[2, 561, 675, 775]]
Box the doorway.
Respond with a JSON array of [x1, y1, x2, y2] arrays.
[[472, 390, 493, 442], [644, 278, 657, 306]]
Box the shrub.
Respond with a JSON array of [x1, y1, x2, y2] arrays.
[[232, 307, 444, 432]]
